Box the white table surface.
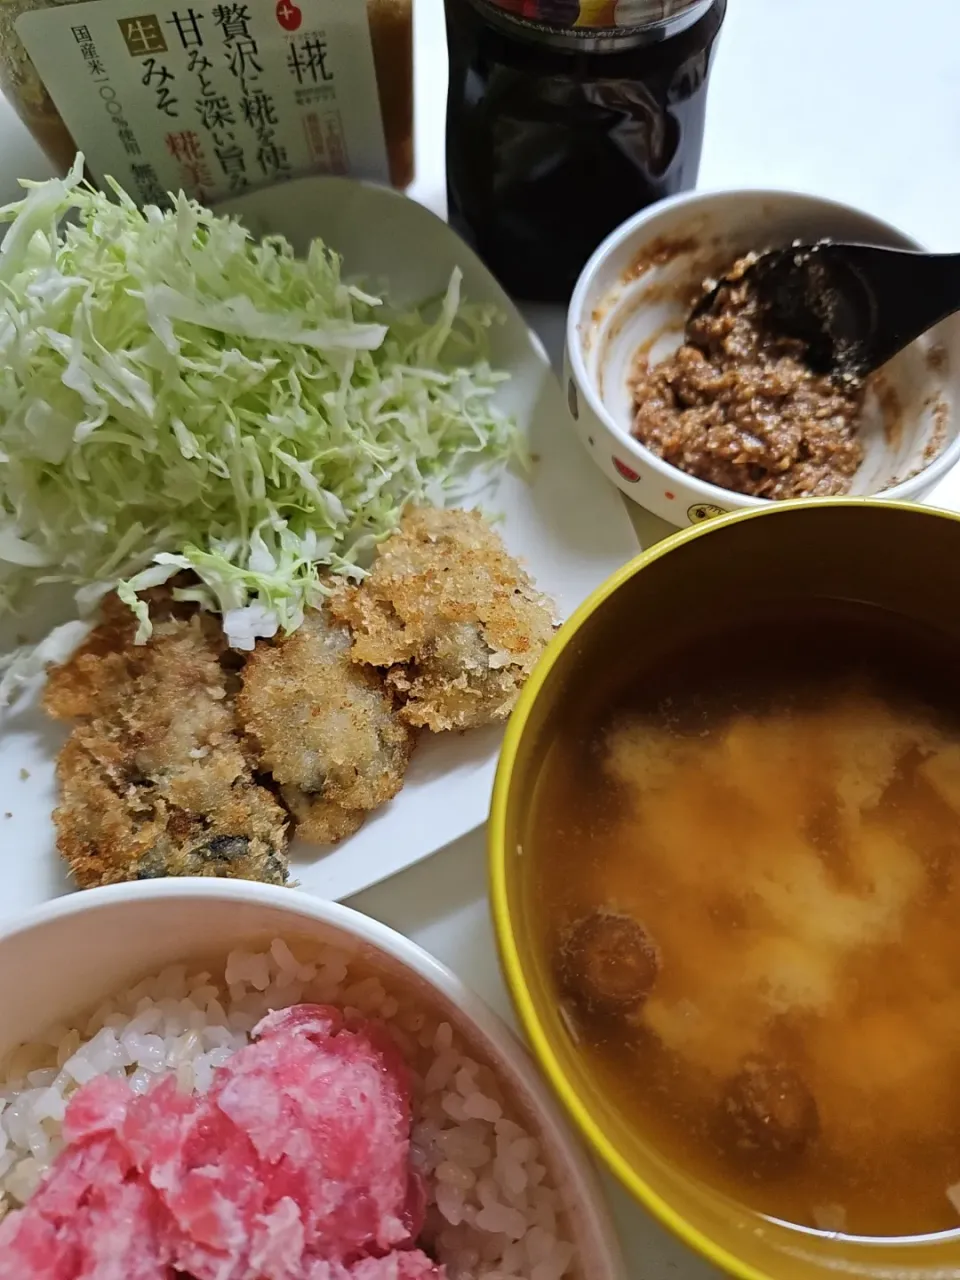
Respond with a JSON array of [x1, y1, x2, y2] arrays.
[[3, 1, 960, 1274]]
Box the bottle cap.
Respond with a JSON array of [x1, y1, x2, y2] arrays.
[[481, 0, 713, 32]]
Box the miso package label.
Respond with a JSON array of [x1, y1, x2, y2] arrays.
[[17, 0, 389, 205]]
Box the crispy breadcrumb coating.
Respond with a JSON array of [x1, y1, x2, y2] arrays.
[[42, 508, 556, 865], [279, 789, 366, 846], [46, 606, 289, 889], [43, 588, 191, 722], [330, 507, 556, 732], [238, 607, 414, 845]]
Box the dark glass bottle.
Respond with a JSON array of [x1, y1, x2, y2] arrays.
[[444, 0, 726, 302]]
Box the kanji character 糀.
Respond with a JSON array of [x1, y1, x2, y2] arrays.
[[166, 129, 205, 162], [240, 88, 278, 132], [287, 37, 333, 85], [166, 130, 213, 189]]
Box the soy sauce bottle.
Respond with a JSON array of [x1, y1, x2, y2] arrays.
[[444, 0, 726, 302]]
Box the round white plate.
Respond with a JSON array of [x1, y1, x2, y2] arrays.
[[0, 176, 639, 914]]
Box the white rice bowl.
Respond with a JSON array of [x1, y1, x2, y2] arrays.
[[0, 885, 622, 1280]]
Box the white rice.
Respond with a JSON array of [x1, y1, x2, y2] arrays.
[[0, 938, 576, 1280]]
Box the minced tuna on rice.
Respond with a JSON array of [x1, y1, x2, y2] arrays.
[[0, 938, 576, 1280]]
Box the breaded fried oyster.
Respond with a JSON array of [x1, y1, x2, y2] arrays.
[[331, 507, 556, 732], [237, 606, 415, 845], [46, 603, 289, 889], [41, 508, 556, 866]]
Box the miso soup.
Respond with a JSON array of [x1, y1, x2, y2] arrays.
[[526, 599, 960, 1239]]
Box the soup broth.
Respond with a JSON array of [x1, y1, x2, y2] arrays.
[[526, 600, 960, 1238]]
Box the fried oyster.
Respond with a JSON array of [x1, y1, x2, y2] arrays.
[[45, 599, 289, 889], [331, 507, 556, 732], [237, 606, 415, 845], [41, 507, 556, 872]]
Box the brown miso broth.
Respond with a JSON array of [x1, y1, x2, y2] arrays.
[[525, 599, 960, 1239]]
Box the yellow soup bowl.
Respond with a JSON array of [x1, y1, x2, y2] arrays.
[[489, 498, 960, 1280]]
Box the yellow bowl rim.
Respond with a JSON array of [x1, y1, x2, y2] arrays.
[[488, 496, 960, 1280]]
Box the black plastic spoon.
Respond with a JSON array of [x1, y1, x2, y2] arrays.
[[688, 242, 960, 380]]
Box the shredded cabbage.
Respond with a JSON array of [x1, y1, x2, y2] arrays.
[[0, 158, 522, 690]]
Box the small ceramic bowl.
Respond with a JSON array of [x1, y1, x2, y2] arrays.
[[0, 881, 625, 1280], [564, 189, 960, 528]]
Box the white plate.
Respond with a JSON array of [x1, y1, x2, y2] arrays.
[[0, 177, 639, 915]]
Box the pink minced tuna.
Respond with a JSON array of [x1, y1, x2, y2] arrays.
[[0, 1005, 445, 1280]]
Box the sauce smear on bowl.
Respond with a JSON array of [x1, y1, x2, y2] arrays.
[[526, 600, 960, 1239]]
